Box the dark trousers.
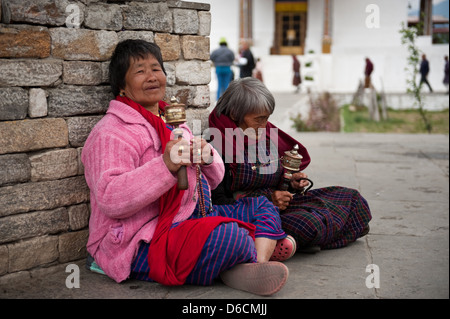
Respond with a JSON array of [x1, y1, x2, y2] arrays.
[[420, 75, 433, 92]]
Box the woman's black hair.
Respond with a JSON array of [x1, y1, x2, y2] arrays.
[[109, 39, 167, 97]]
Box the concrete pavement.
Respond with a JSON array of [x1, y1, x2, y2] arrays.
[[0, 93, 448, 300]]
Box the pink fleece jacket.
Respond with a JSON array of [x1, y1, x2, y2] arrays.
[[81, 100, 225, 283]]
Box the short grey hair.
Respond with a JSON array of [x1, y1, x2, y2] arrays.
[[214, 77, 275, 125]]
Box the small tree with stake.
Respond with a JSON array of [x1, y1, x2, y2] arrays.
[[399, 21, 432, 133]]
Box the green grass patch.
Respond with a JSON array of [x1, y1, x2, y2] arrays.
[[340, 105, 449, 134]]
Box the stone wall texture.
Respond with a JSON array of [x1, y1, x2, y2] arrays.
[[0, 0, 211, 284]]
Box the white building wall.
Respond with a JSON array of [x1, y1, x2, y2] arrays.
[[196, 0, 449, 96], [305, 0, 325, 54], [330, 0, 407, 93], [327, 0, 448, 93], [205, 0, 240, 54], [252, 0, 275, 58]]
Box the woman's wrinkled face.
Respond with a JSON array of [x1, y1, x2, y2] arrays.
[[238, 110, 271, 140], [123, 55, 166, 112]]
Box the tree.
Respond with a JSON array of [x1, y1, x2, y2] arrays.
[[399, 22, 432, 133]]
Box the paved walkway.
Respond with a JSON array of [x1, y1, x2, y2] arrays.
[[1, 93, 448, 301]]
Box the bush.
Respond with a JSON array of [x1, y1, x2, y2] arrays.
[[291, 92, 341, 132]]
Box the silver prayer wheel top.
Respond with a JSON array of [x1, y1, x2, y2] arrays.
[[280, 144, 303, 172], [165, 96, 186, 126]]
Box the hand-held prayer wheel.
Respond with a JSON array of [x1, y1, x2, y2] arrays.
[[165, 97, 188, 190], [278, 145, 303, 191], [278, 144, 314, 195]]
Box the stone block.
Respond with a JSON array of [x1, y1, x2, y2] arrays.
[[0, 118, 68, 155], [117, 31, 154, 43], [7, 236, 59, 272], [198, 11, 211, 36], [0, 208, 69, 244], [122, 2, 173, 32], [8, 0, 84, 27], [0, 245, 7, 276], [0, 59, 62, 87], [154, 33, 180, 61], [163, 62, 176, 86], [58, 230, 89, 263], [0, 24, 51, 58], [167, 0, 210, 11], [193, 85, 211, 108], [50, 28, 118, 61], [0, 176, 90, 217], [164, 84, 211, 109], [0, 154, 31, 186], [48, 86, 112, 117], [181, 35, 210, 61], [173, 9, 198, 35], [101, 61, 110, 84], [84, 3, 122, 31], [0, 271, 32, 287], [28, 88, 48, 118], [63, 61, 103, 85], [0, 87, 28, 120], [30, 149, 78, 182], [175, 61, 211, 85], [164, 85, 194, 107], [67, 116, 104, 147], [68, 203, 90, 231], [77, 147, 84, 175], [186, 107, 209, 136]]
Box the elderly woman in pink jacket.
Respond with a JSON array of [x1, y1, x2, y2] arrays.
[[81, 40, 292, 296]]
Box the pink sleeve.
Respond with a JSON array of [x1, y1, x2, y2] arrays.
[[82, 132, 177, 219]]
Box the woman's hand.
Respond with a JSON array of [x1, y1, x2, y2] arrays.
[[163, 138, 191, 173], [271, 190, 293, 211], [290, 172, 310, 190], [163, 137, 214, 173], [191, 137, 214, 166]]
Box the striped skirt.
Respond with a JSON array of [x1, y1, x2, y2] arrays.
[[130, 174, 285, 285]]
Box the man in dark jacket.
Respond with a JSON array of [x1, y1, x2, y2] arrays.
[[238, 40, 255, 78], [420, 54, 433, 92]]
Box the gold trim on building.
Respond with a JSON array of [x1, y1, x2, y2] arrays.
[[275, 3, 308, 12]]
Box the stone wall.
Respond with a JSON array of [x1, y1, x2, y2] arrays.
[[0, 0, 211, 283]]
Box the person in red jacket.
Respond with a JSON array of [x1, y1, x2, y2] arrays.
[[364, 58, 374, 89], [292, 55, 302, 93]]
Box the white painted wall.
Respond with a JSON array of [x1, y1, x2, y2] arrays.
[[195, 0, 449, 95]]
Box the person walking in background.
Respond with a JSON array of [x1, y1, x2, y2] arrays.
[[238, 40, 255, 78], [443, 55, 449, 94], [364, 58, 374, 89], [420, 54, 433, 93], [292, 55, 301, 93], [211, 38, 235, 100]]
